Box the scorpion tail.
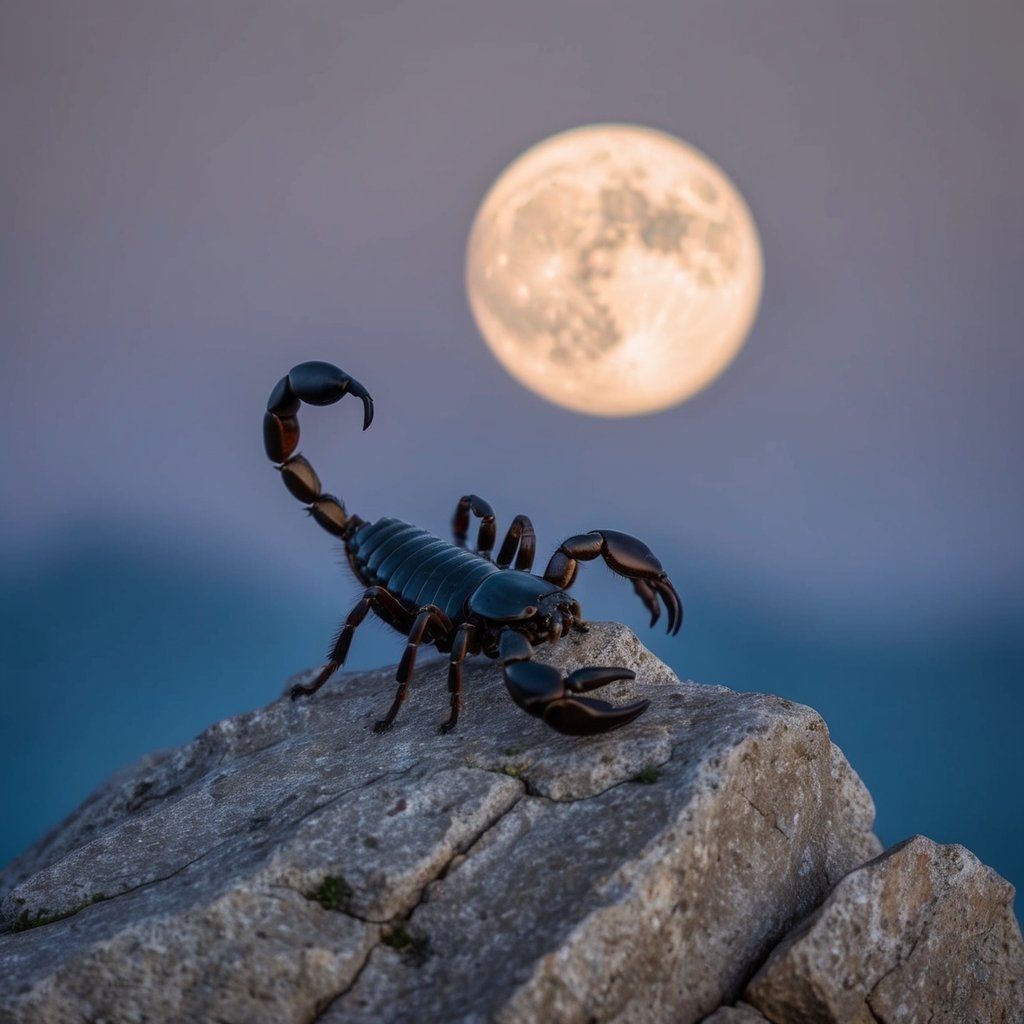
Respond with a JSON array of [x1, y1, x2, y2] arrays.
[[264, 361, 374, 538]]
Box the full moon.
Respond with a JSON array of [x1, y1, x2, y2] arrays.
[[465, 124, 763, 416]]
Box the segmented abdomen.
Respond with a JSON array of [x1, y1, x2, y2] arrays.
[[349, 517, 499, 620]]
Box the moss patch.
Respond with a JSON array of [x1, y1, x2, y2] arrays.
[[304, 875, 352, 912], [382, 922, 429, 964], [11, 893, 105, 932], [500, 761, 530, 779], [631, 764, 661, 785]]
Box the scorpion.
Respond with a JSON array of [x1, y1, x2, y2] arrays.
[[264, 360, 682, 736]]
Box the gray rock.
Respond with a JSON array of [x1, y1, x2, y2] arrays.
[[0, 623, 880, 1023], [745, 834, 1024, 1023], [702, 1004, 772, 1023]]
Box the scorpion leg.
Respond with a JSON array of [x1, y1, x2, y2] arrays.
[[374, 605, 453, 733], [439, 623, 477, 735], [452, 494, 497, 560], [291, 586, 410, 700], [494, 514, 537, 571], [500, 632, 649, 736], [544, 530, 683, 636]]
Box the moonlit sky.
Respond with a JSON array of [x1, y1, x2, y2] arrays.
[[2, 1, 1022, 905]]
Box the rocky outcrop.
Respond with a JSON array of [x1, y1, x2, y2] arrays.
[[0, 623, 1018, 1023], [744, 834, 1024, 1023]]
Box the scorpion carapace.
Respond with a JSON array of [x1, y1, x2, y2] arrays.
[[265, 360, 683, 736]]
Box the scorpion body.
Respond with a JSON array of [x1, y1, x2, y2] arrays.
[[349, 518, 500, 621], [264, 361, 682, 736]]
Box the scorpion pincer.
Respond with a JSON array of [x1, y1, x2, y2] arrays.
[[264, 360, 683, 736]]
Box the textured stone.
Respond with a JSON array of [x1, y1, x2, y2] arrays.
[[0, 623, 880, 1023], [702, 1004, 772, 1023], [745, 834, 1024, 1024]]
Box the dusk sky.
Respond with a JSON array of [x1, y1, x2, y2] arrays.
[[2, 1, 1022, 906]]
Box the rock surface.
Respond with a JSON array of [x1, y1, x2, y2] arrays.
[[744, 834, 1024, 1023], [703, 1004, 772, 1024], [0, 622, 1014, 1023]]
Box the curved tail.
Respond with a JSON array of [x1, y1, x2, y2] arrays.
[[263, 361, 374, 538]]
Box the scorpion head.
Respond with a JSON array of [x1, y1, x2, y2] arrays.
[[468, 571, 580, 645]]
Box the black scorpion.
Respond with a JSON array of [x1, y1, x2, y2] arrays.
[[264, 361, 683, 736]]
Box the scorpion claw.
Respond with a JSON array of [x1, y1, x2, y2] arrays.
[[565, 665, 636, 691], [654, 576, 683, 636], [632, 579, 661, 629], [543, 695, 651, 736], [545, 530, 683, 638], [502, 639, 648, 735]]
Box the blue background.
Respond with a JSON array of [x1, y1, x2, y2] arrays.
[[2, 1, 1021, 912]]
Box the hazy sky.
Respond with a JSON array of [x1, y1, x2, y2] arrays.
[[1, 1, 1022, 890], [3, 0, 1022, 623]]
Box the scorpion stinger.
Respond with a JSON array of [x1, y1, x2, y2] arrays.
[[266, 360, 683, 736], [263, 360, 374, 538]]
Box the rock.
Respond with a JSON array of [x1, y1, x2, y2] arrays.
[[702, 1003, 772, 1023], [744, 834, 1024, 1023], [0, 623, 881, 1023]]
